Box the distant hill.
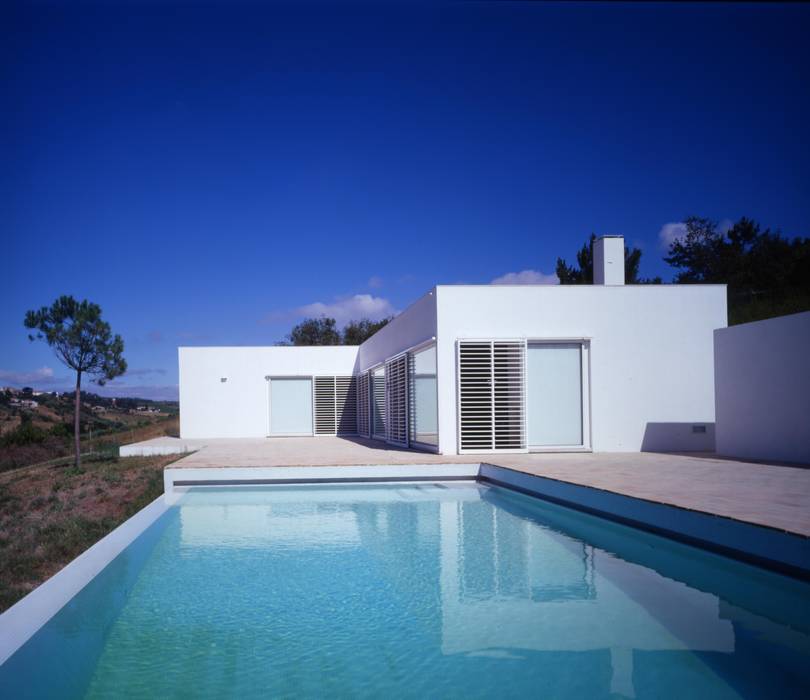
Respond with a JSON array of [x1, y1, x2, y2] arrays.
[[0, 388, 179, 471]]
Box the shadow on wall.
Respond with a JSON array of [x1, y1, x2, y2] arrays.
[[641, 423, 716, 453]]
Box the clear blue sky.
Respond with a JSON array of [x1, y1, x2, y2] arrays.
[[3, 2, 809, 400]]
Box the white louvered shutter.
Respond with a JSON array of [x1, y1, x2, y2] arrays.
[[336, 376, 357, 435], [457, 341, 525, 452], [385, 355, 408, 446], [314, 376, 336, 435], [372, 371, 386, 438], [493, 342, 525, 449], [356, 372, 370, 437]]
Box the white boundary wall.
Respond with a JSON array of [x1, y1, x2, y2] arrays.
[[179, 346, 359, 438], [435, 285, 727, 454], [714, 312, 810, 464]]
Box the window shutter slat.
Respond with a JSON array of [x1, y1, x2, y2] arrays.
[[458, 340, 525, 452], [356, 372, 370, 437], [314, 376, 336, 435], [336, 376, 357, 435], [385, 355, 408, 446]]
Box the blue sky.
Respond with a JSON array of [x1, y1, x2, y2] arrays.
[[3, 2, 809, 400]]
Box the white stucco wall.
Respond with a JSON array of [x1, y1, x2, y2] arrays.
[[356, 289, 437, 371], [434, 285, 727, 454], [714, 312, 810, 465], [179, 346, 359, 438]]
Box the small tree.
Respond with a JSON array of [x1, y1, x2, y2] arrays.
[[342, 318, 391, 345], [664, 216, 810, 323], [285, 317, 341, 346], [25, 296, 126, 468]]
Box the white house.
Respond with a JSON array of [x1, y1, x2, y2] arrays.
[[179, 236, 727, 455]]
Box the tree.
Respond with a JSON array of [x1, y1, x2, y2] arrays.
[[556, 234, 661, 284], [24, 296, 126, 468], [284, 317, 341, 346], [342, 318, 391, 345], [664, 217, 810, 323], [280, 316, 392, 346]]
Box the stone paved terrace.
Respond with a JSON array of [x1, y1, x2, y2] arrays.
[[124, 436, 810, 537]]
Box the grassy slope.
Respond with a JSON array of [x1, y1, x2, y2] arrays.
[[0, 414, 180, 473], [0, 452, 181, 612]]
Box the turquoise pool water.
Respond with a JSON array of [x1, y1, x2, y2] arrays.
[[2, 482, 809, 698]]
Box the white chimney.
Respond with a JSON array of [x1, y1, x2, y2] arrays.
[[593, 235, 625, 285]]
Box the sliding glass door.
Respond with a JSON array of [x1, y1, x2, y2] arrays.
[[409, 344, 438, 448], [526, 343, 584, 448], [269, 377, 313, 436]]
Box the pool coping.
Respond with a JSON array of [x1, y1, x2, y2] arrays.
[[476, 464, 810, 581], [163, 464, 810, 577], [2, 462, 808, 669]]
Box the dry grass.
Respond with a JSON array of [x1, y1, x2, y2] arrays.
[[0, 452, 180, 613]]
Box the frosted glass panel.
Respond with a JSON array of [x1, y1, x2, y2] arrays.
[[270, 378, 313, 435], [409, 345, 438, 446], [527, 344, 582, 447]]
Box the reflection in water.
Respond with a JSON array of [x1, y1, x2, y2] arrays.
[[167, 483, 809, 698], [442, 499, 733, 698], [3, 483, 808, 699]]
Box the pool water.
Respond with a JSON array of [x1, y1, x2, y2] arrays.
[[2, 482, 809, 698]]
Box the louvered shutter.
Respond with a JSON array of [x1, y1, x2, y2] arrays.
[[457, 340, 525, 452], [336, 376, 357, 435], [493, 342, 525, 449], [372, 370, 386, 439], [407, 354, 416, 444], [356, 372, 370, 437], [385, 354, 408, 446], [314, 376, 336, 435]]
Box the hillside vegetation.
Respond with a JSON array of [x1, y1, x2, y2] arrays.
[[0, 452, 181, 612], [0, 389, 178, 473]]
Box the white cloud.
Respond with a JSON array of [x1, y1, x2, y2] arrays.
[[367, 275, 383, 289], [659, 218, 734, 251], [92, 383, 179, 401], [0, 366, 58, 386], [295, 294, 398, 326], [0, 367, 177, 400], [491, 269, 559, 285], [123, 368, 167, 378], [658, 222, 688, 251]]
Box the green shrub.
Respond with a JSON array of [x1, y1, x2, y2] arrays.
[[1, 418, 48, 447], [49, 423, 70, 439]]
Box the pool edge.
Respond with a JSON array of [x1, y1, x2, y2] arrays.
[[0, 494, 169, 666], [3, 462, 808, 670], [479, 463, 810, 581]]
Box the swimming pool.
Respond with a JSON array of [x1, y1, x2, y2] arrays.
[[2, 482, 809, 698]]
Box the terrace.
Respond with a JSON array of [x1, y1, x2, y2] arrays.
[[122, 435, 810, 565]]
